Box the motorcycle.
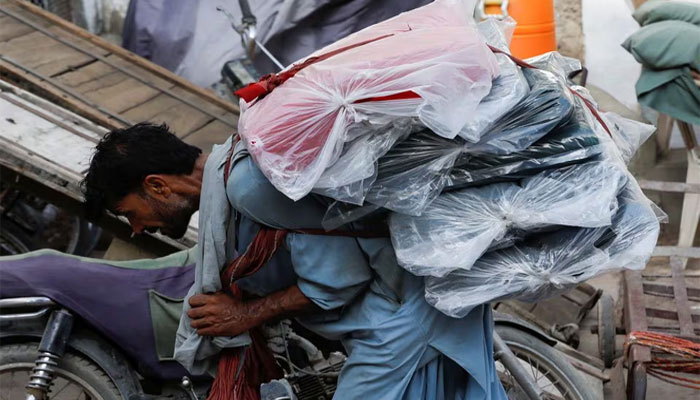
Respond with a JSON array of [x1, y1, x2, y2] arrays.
[[0, 248, 593, 400], [0, 184, 102, 257]]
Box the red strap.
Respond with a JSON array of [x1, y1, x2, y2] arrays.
[[235, 33, 396, 102], [487, 45, 537, 69], [355, 91, 421, 103], [487, 44, 612, 137]]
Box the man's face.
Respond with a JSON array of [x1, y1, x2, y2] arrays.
[[114, 191, 195, 239]]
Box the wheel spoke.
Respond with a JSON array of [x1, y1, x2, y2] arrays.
[[526, 355, 538, 383], [516, 348, 577, 400]]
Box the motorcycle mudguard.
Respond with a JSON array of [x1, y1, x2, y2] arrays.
[[493, 310, 558, 346]]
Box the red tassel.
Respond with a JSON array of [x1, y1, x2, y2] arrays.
[[206, 328, 283, 400], [207, 348, 249, 400]]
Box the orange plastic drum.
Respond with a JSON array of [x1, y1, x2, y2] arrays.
[[484, 0, 557, 59]]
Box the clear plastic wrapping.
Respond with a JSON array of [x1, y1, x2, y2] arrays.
[[312, 120, 410, 204], [363, 130, 464, 215], [525, 51, 582, 81], [351, 68, 575, 215], [424, 185, 661, 318], [458, 19, 529, 142], [447, 121, 603, 189], [238, 0, 500, 201], [465, 68, 574, 154], [601, 112, 656, 164], [389, 161, 628, 276], [416, 54, 663, 315]]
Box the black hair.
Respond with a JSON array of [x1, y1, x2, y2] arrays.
[[81, 123, 202, 219]]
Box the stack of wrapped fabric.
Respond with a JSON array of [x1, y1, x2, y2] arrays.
[[235, 0, 662, 318]]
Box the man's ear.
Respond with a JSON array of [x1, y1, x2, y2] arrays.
[[143, 175, 172, 199]]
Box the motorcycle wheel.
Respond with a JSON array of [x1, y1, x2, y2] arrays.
[[0, 343, 121, 400], [495, 326, 596, 400], [0, 218, 31, 255]]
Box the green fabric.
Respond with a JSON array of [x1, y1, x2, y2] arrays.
[[622, 21, 700, 70], [622, 18, 700, 124], [633, 0, 700, 26], [148, 290, 185, 360], [0, 247, 197, 270], [636, 66, 700, 124]]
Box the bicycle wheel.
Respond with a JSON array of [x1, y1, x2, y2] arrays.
[[495, 325, 596, 400]]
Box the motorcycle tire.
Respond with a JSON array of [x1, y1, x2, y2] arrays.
[[495, 326, 596, 400], [0, 343, 122, 400], [0, 218, 32, 256]]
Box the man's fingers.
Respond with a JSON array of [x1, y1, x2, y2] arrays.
[[190, 317, 213, 329], [187, 306, 209, 319], [197, 327, 217, 336], [189, 294, 210, 307]]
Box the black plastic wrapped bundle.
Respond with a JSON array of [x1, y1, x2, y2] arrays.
[[467, 68, 575, 154], [447, 122, 603, 189], [358, 67, 575, 216], [362, 130, 464, 215]]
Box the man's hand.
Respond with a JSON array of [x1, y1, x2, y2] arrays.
[[188, 292, 259, 337], [188, 285, 316, 337]]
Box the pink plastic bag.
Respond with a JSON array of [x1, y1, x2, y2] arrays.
[[238, 0, 499, 200]]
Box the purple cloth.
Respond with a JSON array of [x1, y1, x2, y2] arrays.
[[0, 252, 195, 380]]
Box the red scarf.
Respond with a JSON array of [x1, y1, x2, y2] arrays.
[[207, 227, 288, 400]]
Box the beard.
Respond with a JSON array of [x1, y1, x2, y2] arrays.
[[151, 195, 196, 239]]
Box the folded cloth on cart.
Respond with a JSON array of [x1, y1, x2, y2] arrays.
[[389, 161, 628, 277], [237, 0, 500, 201], [424, 185, 661, 318]]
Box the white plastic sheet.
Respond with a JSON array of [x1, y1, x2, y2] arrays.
[[238, 0, 499, 201]]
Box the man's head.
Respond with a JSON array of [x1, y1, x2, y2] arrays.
[[82, 123, 203, 239]]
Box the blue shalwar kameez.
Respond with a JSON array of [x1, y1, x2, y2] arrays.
[[229, 155, 507, 400]]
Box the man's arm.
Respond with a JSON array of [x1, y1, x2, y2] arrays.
[[188, 284, 315, 337]]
